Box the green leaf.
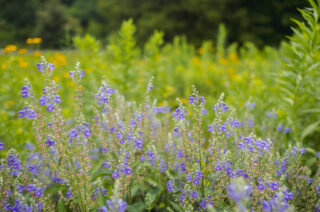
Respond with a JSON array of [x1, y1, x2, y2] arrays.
[[57, 199, 66, 212], [127, 202, 145, 212], [301, 108, 320, 113], [300, 121, 320, 141]]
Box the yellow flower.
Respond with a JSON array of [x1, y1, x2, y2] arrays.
[[192, 56, 201, 65], [18, 48, 27, 54], [4, 100, 15, 109], [68, 81, 75, 87], [33, 51, 42, 57], [19, 60, 28, 68], [228, 52, 239, 64], [50, 52, 66, 67], [180, 97, 188, 104], [26, 38, 33, 44], [218, 57, 228, 65], [1, 64, 7, 69], [3, 45, 17, 53], [198, 47, 205, 55], [63, 72, 70, 78], [87, 68, 93, 73], [53, 76, 60, 82], [33, 37, 42, 44], [163, 85, 175, 98]]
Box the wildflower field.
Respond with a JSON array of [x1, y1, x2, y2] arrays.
[[0, 1, 320, 212]]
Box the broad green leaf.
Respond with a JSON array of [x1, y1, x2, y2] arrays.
[[300, 121, 320, 141], [127, 202, 145, 212]]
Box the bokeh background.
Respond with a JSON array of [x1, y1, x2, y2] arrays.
[[0, 0, 306, 48]]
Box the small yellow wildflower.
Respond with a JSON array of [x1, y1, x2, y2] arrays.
[[218, 57, 228, 65], [192, 56, 201, 65], [53, 76, 60, 82], [180, 98, 188, 104], [198, 47, 205, 55], [1, 64, 7, 69], [3, 45, 17, 53], [18, 48, 27, 54], [4, 100, 15, 109], [51, 52, 66, 67], [19, 60, 28, 68], [33, 37, 42, 44], [63, 72, 70, 78], [68, 81, 75, 87], [33, 51, 42, 57], [228, 52, 239, 64], [26, 38, 33, 44], [87, 68, 93, 73]]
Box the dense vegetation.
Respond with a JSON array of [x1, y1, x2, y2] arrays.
[[0, 0, 307, 48], [0, 0, 320, 211]]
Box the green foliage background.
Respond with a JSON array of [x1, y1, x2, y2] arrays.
[[0, 0, 307, 48]]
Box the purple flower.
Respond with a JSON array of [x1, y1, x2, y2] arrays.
[[69, 128, 78, 138], [46, 104, 55, 112], [100, 206, 108, 212], [102, 162, 110, 168], [140, 155, 145, 161], [0, 142, 4, 150], [200, 199, 206, 207], [66, 188, 71, 199], [106, 199, 127, 212], [191, 191, 197, 198], [220, 124, 227, 133], [84, 128, 91, 137], [270, 182, 279, 190], [70, 67, 85, 82], [167, 181, 174, 192], [257, 182, 265, 191], [39, 96, 46, 105], [277, 124, 283, 131], [37, 63, 55, 75], [125, 167, 131, 175], [112, 170, 119, 178], [27, 184, 36, 193], [317, 184, 320, 194], [35, 187, 44, 197], [193, 177, 200, 185], [186, 173, 192, 181], [45, 138, 55, 147], [232, 121, 241, 127], [21, 86, 30, 98], [18, 107, 37, 119], [214, 103, 229, 113], [188, 95, 194, 104], [54, 95, 61, 104], [147, 83, 153, 93], [215, 164, 222, 171], [262, 201, 271, 212], [284, 127, 291, 134], [200, 97, 206, 104]]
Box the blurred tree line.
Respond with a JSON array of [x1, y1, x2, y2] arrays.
[[0, 0, 307, 48]]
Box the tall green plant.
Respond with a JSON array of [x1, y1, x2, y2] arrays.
[[280, 0, 320, 150]]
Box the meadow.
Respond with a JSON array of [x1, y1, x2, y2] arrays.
[[0, 1, 320, 211]]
